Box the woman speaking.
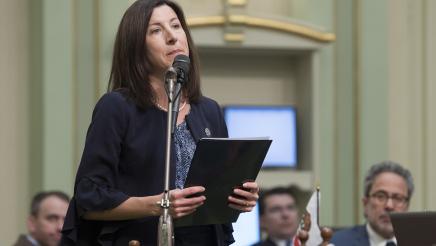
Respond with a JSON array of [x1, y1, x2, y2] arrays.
[[61, 0, 259, 245]]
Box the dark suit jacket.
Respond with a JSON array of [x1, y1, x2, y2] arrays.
[[61, 93, 232, 246], [13, 235, 34, 246], [330, 225, 370, 246], [252, 238, 276, 246], [252, 238, 293, 246]]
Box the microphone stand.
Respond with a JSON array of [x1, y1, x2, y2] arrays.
[[157, 67, 182, 246]]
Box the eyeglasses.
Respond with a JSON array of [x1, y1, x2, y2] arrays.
[[369, 191, 409, 207]]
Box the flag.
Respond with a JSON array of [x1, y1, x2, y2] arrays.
[[305, 190, 322, 246], [292, 235, 301, 246]]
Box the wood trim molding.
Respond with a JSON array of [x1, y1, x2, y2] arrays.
[[187, 15, 336, 42]]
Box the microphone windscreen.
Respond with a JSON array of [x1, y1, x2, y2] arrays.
[[173, 54, 190, 83]]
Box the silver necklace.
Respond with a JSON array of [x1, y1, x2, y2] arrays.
[[155, 100, 187, 112]]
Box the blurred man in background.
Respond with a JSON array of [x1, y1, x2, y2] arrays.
[[252, 187, 300, 246], [14, 191, 69, 246], [331, 161, 414, 246]]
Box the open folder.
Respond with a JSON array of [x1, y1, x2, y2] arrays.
[[174, 137, 272, 227], [390, 211, 436, 246]]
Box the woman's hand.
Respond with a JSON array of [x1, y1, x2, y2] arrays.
[[167, 186, 206, 218], [228, 181, 259, 212]]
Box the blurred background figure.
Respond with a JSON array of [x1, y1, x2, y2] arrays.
[[13, 191, 69, 246], [331, 161, 414, 246], [252, 187, 300, 246]]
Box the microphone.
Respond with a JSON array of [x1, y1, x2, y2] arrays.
[[159, 54, 190, 245], [171, 55, 190, 134], [173, 54, 190, 85], [171, 55, 190, 108]]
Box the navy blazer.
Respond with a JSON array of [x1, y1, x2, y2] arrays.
[[13, 235, 34, 246], [252, 238, 277, 246], [252, 238, 289, 246], [61, 92, 233, 246], [330, 225, 370, 246]]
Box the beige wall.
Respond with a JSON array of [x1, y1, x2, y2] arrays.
[[0, 0, 30, 244], [387, 0, 436, 210]]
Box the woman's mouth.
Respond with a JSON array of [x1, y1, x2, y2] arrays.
[[167, 49, 184, 56]]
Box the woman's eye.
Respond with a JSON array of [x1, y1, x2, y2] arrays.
[[150, 28, 161, 34], [172, 23, 181, 29]]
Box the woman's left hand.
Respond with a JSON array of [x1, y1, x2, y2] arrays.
[[227, 181, 259, 212]]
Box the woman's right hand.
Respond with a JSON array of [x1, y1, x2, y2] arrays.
[[166, 186, 206, 218], [83, 187, 206, 221]]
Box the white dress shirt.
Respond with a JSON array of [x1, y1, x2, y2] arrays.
[[271, 237, 292, 246], [26, 234, 39, 246], [366, 223, 397, 246]]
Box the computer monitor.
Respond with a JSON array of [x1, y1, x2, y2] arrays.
[[232, 202, 261, 246], [390, 211, 436, 246], [224, 105, 297, 168]]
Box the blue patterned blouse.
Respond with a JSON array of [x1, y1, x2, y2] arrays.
[[174, 121, 197, 189]]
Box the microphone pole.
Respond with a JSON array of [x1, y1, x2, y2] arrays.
[[157, 66, 178, 246], [171, 83, 182, 134], [157, 55, 189, 246]]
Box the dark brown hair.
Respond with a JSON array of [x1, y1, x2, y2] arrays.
[[258, 186, 298, 215], [30, 191, 70, 216], [108, 0, 202, 109]]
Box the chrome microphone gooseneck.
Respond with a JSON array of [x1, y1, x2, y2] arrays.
[[157, 66, 177, 246], [157, 55, 190, 246]]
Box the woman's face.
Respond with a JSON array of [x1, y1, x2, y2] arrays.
[[146, 5, 189, 77]]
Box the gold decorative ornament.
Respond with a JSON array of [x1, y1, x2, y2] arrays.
[[187, 15, 336, 42], [224, 33, 245, 42], [227, 0, 248, 6]]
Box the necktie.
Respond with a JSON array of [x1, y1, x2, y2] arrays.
[[386, 241, 396, 246]]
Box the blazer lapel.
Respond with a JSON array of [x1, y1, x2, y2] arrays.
[[355, 225, 370, 246]]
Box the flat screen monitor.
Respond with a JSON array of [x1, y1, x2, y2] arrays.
[[224, 105, 297, 168], [232, 202, 260, 246]]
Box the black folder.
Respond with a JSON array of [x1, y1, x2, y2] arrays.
[[390, 211, 436, 246], [174, 137, 272, 227]]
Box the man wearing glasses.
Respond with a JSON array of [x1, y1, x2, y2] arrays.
[[331, 161, 414, 246]]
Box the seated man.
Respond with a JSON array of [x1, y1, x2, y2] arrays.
[[14, 191, 69, 246], [252, 187, 300, 246], [331, 161, 414, 246]]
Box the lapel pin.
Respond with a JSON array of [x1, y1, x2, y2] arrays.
[[205, 128, 211, 137]]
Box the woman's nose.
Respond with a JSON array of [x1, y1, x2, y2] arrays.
[[166, 30, 177, 44]]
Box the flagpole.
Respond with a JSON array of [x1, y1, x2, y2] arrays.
[[316, 186, 320, 227]]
